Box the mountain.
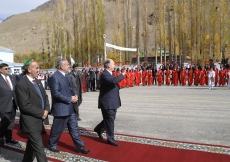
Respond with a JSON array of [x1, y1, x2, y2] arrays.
[[0, 0, 152, 55]]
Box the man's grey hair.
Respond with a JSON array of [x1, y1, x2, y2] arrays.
[[104, 59, 111, 69], [56, 59, 67, 70]]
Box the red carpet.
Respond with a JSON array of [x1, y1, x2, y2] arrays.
[[10, 124, 230, 162]]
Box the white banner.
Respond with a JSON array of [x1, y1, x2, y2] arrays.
[[106, 43, 137, 52]]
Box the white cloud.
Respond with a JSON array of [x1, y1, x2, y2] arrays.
[[0, 0, 50, 20]]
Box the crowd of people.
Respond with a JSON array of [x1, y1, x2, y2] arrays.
[[2, 57, 230, 161], [72, 63, 230, 92]]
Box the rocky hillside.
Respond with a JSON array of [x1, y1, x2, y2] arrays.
[[0, 0, 153, 54]]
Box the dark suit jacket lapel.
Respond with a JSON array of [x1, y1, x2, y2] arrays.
[[35, 78, 46, 100], [9, 75, 15, 88], [0, 75, 11, 90], [104, 69, 113, 77], [25, 76, 41, 98]]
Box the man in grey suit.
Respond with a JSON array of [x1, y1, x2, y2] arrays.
[[0, 63, 18, 145], [94, 59, 126, 146], [48, 59, 90, 154], [16, 59, 50, 162], [69, 63, 83, 121]]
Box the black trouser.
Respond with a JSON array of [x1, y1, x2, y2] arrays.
[[22, 132, 47, 162], [152, 76, 157, 85], [96, 80, 100, 89], [90, 80, 95, 91], [94, 109, 117, 142], [86, 80, 90, 92], [73, 103, 79, 119], [0, 105, 16, 140]]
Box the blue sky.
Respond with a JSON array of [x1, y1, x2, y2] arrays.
[[0, 0, 49, 22]]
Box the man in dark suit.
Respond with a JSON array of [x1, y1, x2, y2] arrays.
[[15, 59, 50, 162], [95, 67, 100, 90], [15, 66, 25, 82], [69, 63, 83, 121], [0, 63, 18, 145], [94, 59, 126, 146], [48, 59, 90, 154], [152, 65, 157, 85], [89, 68, 96, 91]]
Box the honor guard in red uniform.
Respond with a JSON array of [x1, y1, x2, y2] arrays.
[[172, 67, 178, 86], [225, 67, 230, 85], [125, 69, 130, 87], [164, 66, 171, 86], [130, 69, 135, 87], [187, 67, 193, 86], [116, 68, 122, 88], [200, 67, 206, 86], [135, 69, 141, 86], [193, 66, 200, 86], [219, 67, 226, 86], [180, 66, 187, 86], [147, 69, 153, 86], [156, 67, 163, 86], [113, 68, 117, 77], [142, 68, 147, 86]]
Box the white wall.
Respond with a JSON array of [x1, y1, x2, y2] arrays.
[[0, 52, 14, 62]]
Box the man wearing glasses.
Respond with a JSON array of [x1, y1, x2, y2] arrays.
[[0, 63, 18, 145]]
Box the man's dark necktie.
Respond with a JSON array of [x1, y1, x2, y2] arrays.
[[32, 80, 44, 110], [5, 76, 12, 91]]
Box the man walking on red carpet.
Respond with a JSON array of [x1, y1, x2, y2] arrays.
[[48, 59, 90, 154], [16, 59, 50, 162], [0, 63, 18, 145], [94, 59, 126, 146]]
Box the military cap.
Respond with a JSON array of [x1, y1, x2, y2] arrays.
[[23, 58, 34, 69]]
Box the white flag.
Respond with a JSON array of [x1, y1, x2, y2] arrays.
[[70, 55, 75, 66]]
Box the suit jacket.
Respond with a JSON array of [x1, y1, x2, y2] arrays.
[[0, 74, 18, 113], [98, 69, 124, 110], [15, 76, 50, 133], [49, 70, 77, 116], [69, 71, 82, 106], [89, 69, 96, 81], [15, 73, 24, 82]]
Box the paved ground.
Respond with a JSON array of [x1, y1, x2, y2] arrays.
[[1, 85, 230, 161]]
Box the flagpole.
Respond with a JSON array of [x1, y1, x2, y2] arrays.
[[103, 34, 106, 61]]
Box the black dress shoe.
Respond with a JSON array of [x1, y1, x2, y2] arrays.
[[78, 118, 82, 121], [108, 140, 119, 146], [0, 138, 4, 145], [6, 139, 18, 144], [94, 129, 103, 139], [76, 147, 91, 154], [49, 147, 60, 152]]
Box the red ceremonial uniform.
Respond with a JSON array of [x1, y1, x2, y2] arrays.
[[214, 69, 219, 86], [200, 70, 206, 86], [117, 71, 122, 88], [157, 70, 163, 86], [82, 72, 87, 92], [142, 70, 147, 86], [164, 70, 171, 86], [172, 69, 178, 86], [126, 72, 130, 87], [180, 69, 186, 86], [219, 69, 226, 86], [225, 68, 230, 85], [147, 70, 153, 86], [113, 71, 117, 77], [193, 69, 200, 86], [187, 69, 193, 86], [130, 71, 135, 87], [135, 70, 141, 86]]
